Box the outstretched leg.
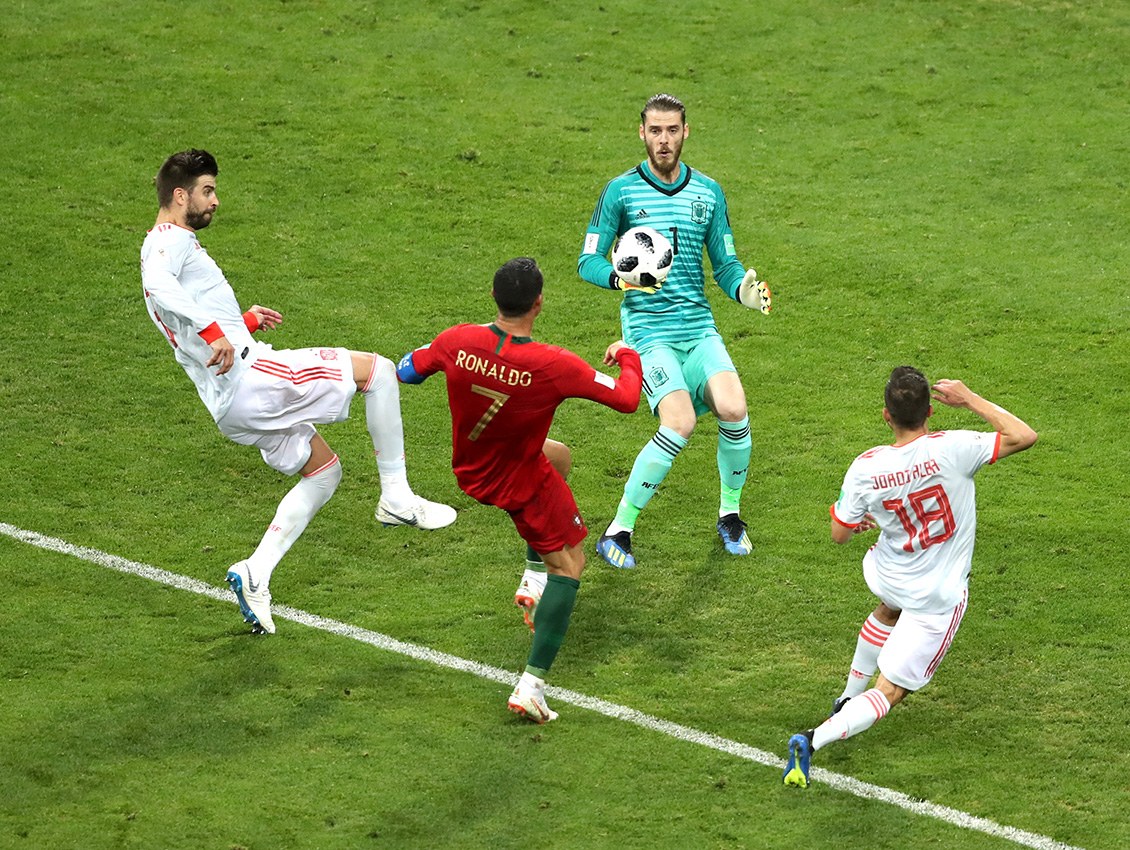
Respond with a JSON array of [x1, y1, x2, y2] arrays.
[[353, 351, 455, 530]]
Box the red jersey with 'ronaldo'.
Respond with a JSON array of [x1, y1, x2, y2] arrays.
[[404, 324, 642, 508]]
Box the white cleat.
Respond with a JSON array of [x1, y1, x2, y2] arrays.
[[225, 560, 275, 635], [507, 674, 558, 724], [513, 570, 547, 632], [375, 497, 456, 530]]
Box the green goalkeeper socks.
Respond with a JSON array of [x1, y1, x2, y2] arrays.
[[717, 416, 751, 511], [525, 573, 580, 676], [615, 426, 688, 530]]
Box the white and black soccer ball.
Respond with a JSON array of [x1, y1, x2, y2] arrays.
[[611, 226, 674, 289]]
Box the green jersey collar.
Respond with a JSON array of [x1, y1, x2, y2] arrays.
[[637, 160, 691, 195], [488, 323, 532, 352]]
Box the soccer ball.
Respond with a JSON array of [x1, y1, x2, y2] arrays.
[[612, 226, 673, 289]]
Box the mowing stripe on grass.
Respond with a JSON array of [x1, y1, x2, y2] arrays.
[[1, 522, 1083, 850]]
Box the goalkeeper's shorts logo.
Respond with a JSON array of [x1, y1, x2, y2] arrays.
[[648, 366, 669, 387]]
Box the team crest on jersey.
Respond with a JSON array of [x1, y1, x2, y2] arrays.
[[649, 366, 669, 387], [318, 349, 338, 360], [690, 200, 708, 224]]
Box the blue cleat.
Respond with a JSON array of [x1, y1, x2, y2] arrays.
[[717, 513, 753, 555], [782, 732, 813, 788], [597, 531, 636, 569]]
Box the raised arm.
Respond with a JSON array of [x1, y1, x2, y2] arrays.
[[557, 343, 642, 413], [931, 379, 1038, 459]]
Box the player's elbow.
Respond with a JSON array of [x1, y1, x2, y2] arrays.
[[1001, 425, 1038, 457], [1014, 426, 1039, 452], [830, 517, 855, 545]]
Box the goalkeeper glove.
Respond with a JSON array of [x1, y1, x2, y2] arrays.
[[609, 271, 663, 295], [738, 269, 771, 314]]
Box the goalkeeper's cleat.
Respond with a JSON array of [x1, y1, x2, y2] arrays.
[[376, 496, 456, 530], [597, 530, 636, 569], [717, 513, 753, 555], [782, 732, 814, 788], [226, 560, 275, 635], [831, 696, 852, 716], [514, 570, 546, 632], [507, 674, 558, 724]]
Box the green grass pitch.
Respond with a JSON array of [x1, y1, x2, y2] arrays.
[[1, 1, 1127, 848]]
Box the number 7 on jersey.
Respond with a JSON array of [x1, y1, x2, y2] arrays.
[[468, 384, 510, 440]]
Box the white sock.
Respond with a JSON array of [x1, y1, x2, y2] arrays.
[[840, 614, 893, 700], [520, 569, 547, 596], [518, 670, 545, 690], [362, 355, 414, 508], [247, 456, 342, 584], [813, 687, 891, 750]]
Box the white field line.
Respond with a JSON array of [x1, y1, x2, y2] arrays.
[[1, 522, 1083, 850]]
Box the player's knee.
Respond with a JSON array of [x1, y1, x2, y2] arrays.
[[875, 603, 901, 626], [306, 453, 343, 492], [354, 351, 396, 392], [323, 456, 344, 491], [875, 675, 910, 707], [545, 547, 585, 580], [714, 401, 749, 423], [371, 353, 396, 387], [543, 438, 572, 477], [661, 413, 696, 439]]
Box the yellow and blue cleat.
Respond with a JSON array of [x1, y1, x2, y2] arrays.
[[596, 531, 636, 569], [782, 732, 813, 788], [717, 513, 753, 555]]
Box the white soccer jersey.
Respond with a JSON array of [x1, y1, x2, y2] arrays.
[[831, 430, 1001, 613], [140, 223, 268, 421]]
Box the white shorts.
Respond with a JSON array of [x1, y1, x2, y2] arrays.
[[217, 347, 356, 475], [877, 589, 967, 691]]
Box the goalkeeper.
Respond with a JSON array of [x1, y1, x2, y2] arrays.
[[577, 92, 773, 568]]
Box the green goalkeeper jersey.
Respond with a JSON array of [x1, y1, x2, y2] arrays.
[[578, 160, 747, 352]]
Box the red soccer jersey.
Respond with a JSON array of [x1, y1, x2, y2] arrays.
[[407, 324, 642, 508]]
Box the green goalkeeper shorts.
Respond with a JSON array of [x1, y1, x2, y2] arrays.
[[639, 333, 737, 416]]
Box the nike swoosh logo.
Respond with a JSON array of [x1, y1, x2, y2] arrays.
[[383, 509, 419, 527], [248, 575, 260, 593]]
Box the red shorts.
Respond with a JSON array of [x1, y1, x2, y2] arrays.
[[506, 468, 588, 555]]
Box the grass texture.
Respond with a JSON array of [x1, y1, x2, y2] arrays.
[[1, 1, 1127, 848]]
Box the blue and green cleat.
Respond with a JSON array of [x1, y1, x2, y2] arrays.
[[596, 531, 636, 569], [782, 732, 813, 788], [717, 513, 753, 555]]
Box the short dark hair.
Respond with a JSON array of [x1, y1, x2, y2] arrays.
[[641, 93, 686, 125], [155, 149, 218, 207], [884, 366, 931, 429], [492, 257, 543, 317]]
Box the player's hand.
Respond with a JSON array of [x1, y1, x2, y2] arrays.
[[931, 379, 975, 409], [248, 304, 283, 330], [854, 513, 878, 535], [618, 277, 663, 294], [610, 271, 663, 294], [604, 339, 629, 366], [206, 337, 236, 375], [738, 269, 771, 314]]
